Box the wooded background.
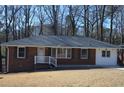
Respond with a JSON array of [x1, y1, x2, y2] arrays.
[[0, 5, 124, 52]]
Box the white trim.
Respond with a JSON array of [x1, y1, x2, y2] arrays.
[[56, 48, 58, 58], [80, 49, 88, 59], [17, 47, 26, 59], [66, 48, 67, 58], [101, 50, 111, 58], [66, 48, 72, 59], [34, 56, 37, 64], [1, 45, 119, 49], [7, 47, 9, 72]]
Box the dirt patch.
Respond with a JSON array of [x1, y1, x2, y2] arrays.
[[0, 77, 3, 79]]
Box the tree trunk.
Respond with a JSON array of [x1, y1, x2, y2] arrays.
[[5, 5, 8, 73], [109, 6, 114, 44], [84, 5, 87, 37], [5, 5, 8, 42], [69, 6, 76, 36], [12, 6, 17, 40], [39, 21, 43, 35], [100, 5, 106, 41], [71, 17, 76, 36], [86, 6, 89, 37], [52, 5, 58, 35], [84, 5, 89, 37], [24, 6, 30, 37], [96, 6, 99, 40], [100, 21, 104, 41]]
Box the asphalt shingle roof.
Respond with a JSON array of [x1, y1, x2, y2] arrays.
[[1, 35, 119, 48]]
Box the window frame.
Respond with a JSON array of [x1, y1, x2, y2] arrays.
[[101, 50, 111, 58], [57, 48, 67, 59], [80, 49, 88, 59], [107, 51, 110, 57], [17, 47, 26, 59], [66, 48, 72, 59], [102, 51, 106, 57]]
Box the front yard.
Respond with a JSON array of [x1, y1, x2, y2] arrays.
[[0, 68, 124, 87]]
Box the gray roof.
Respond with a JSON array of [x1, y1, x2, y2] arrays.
[[1, 35, 119, 48]]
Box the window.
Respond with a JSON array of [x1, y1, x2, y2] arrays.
[[57, 48, 66, 58], [107, 51, 110, 57], [102, 51, 106, 57], [51, 48, 72, 59], [102, 50, 110, 57], [80, 49, 88, 59], [17, 47, 26, 58], [67, 49, 72, 58]]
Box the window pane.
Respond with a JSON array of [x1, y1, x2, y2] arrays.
[[57, 48, 66, 58], [19, 52, 25, 57], [107, 51, 110, 57], [67, 49, 71, 58], [19, 48, 24, 52], [18, 47, 25, 58], [102, 51, 106, 57], [81, 49, 88, 58]]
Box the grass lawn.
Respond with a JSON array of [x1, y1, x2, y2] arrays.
[[0, 68, 124, 87]]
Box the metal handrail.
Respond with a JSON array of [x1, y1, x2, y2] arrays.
[[49, 56, 57, 67]]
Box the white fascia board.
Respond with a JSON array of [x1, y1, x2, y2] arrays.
[[1, 44, 119, 49]]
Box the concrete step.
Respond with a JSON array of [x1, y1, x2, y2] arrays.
[[34, 63, 55, 70]]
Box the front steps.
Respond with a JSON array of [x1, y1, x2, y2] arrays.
[[34, 63, 56, 70]]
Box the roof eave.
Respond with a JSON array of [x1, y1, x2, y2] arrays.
[[1, 44, 120, 49]]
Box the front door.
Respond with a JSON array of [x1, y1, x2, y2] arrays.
[[37, 48, 45, 63]]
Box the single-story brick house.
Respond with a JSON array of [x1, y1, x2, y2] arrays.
[[1, 35, 119, 72]]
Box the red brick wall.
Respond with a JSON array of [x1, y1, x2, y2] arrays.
[[57, 49, 96, 65], [46, 48, 96, 65], [8, 47, 96, 72], [8, 47, 37, 72]]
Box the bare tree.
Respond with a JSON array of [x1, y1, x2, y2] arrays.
[[52, 5, 60, 35], [43, 5, 60, 35], [36, 6, 46, 35], [108, 6, 119, 43], [59, 6, 67, 35], [5, 5, 9, 42], [84, 5, 90, 37], [0, 5, 124, 45], [98, 5, 106, 41], [65, 5, 82, 36], [23, 5, 35, 37], [95, 5, 99, 39], [11, 6, 22, 40]]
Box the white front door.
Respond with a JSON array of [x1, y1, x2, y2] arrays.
[[37, 48, 45, 63]]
